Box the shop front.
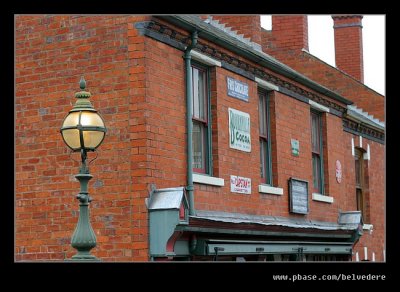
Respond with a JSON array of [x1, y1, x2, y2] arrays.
[[147, 187, 363, 262]]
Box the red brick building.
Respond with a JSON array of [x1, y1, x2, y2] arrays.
[[15, 15, 385, 261]]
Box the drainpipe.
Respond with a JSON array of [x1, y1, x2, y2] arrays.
[[183, 30, 198, 216]]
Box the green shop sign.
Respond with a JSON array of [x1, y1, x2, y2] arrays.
[[291, 139, 299, 156], [229, 108, 251, 152]]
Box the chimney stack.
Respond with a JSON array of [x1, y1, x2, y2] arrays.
[[332, 15, 364, 83], [271, 15, 309, 52]]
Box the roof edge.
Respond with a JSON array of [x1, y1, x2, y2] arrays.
[[158, 15, 353, 106], [301, 49, 385, 97], [346, 105, 385, 130]]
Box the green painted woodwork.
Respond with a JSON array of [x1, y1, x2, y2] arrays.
[[193, 239, 352, 256], [149, 210, 180, 257], [148, 187, 189, 258], [175, 225, 352, 239], [173, 240, 190, 256]]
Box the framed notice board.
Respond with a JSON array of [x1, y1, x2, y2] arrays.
[[289, 178, 309, 214]]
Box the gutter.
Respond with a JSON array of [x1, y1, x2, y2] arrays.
[[158, 15, 353, 106], [183, 31, 198, 216]]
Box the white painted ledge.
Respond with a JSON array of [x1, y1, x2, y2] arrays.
[[255, 77, 279, 91], [363, 144, 370, 160], [258, 184, 283, 195], [312, 193, 334, 203], [309, 100, 330, 113], [193, 173, 224, 187], [190, 50, 222, 67], [363, 224, 373, 231]]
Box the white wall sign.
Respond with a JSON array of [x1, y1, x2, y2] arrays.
[[230, 175, 251, 194], [229, 108, 251, 152], [227, 77, 249, 102], [289, 178, 309, 214], [335, 160, 342, 183]]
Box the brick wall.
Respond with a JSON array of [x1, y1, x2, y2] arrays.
[[343, 133, 385, 261], [15, 14, 151, 261], [193, 74, 351, 222], [140, 37, 187, 188], [127, 16, 154, 260], [271, 91, 313, 217], [261, 12, 385, 259], [136, 19, 355, 221], [322, 113, 347, 211], [272, 51, 384, 121], [195, 68, 262, 214]]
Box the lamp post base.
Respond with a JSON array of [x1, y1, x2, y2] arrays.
[[65, 254, 101, 262], [69, 172, 99, 261]]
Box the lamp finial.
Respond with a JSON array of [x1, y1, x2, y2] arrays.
[[79, 76, 86, 90]]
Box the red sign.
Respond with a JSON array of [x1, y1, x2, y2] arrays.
[[230, 175, 251, 194]]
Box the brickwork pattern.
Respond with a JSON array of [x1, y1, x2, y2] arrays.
[[15, 14, 150, 261], [333, 15, 364, 82]]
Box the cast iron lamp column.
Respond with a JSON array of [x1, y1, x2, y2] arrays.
[[60, 77, 107, 261]]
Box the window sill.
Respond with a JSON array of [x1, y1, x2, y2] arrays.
[[193, 173, 224, 187], [312, 193, 334, 203], [363, 224, 373, 231], [258, 184, 283, 195]]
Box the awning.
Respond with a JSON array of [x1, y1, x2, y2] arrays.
[[191, 210, 362, 231], [194, 239, 353, 256]]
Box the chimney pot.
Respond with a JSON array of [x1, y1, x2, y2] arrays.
[[270, 15, 309, 52]]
